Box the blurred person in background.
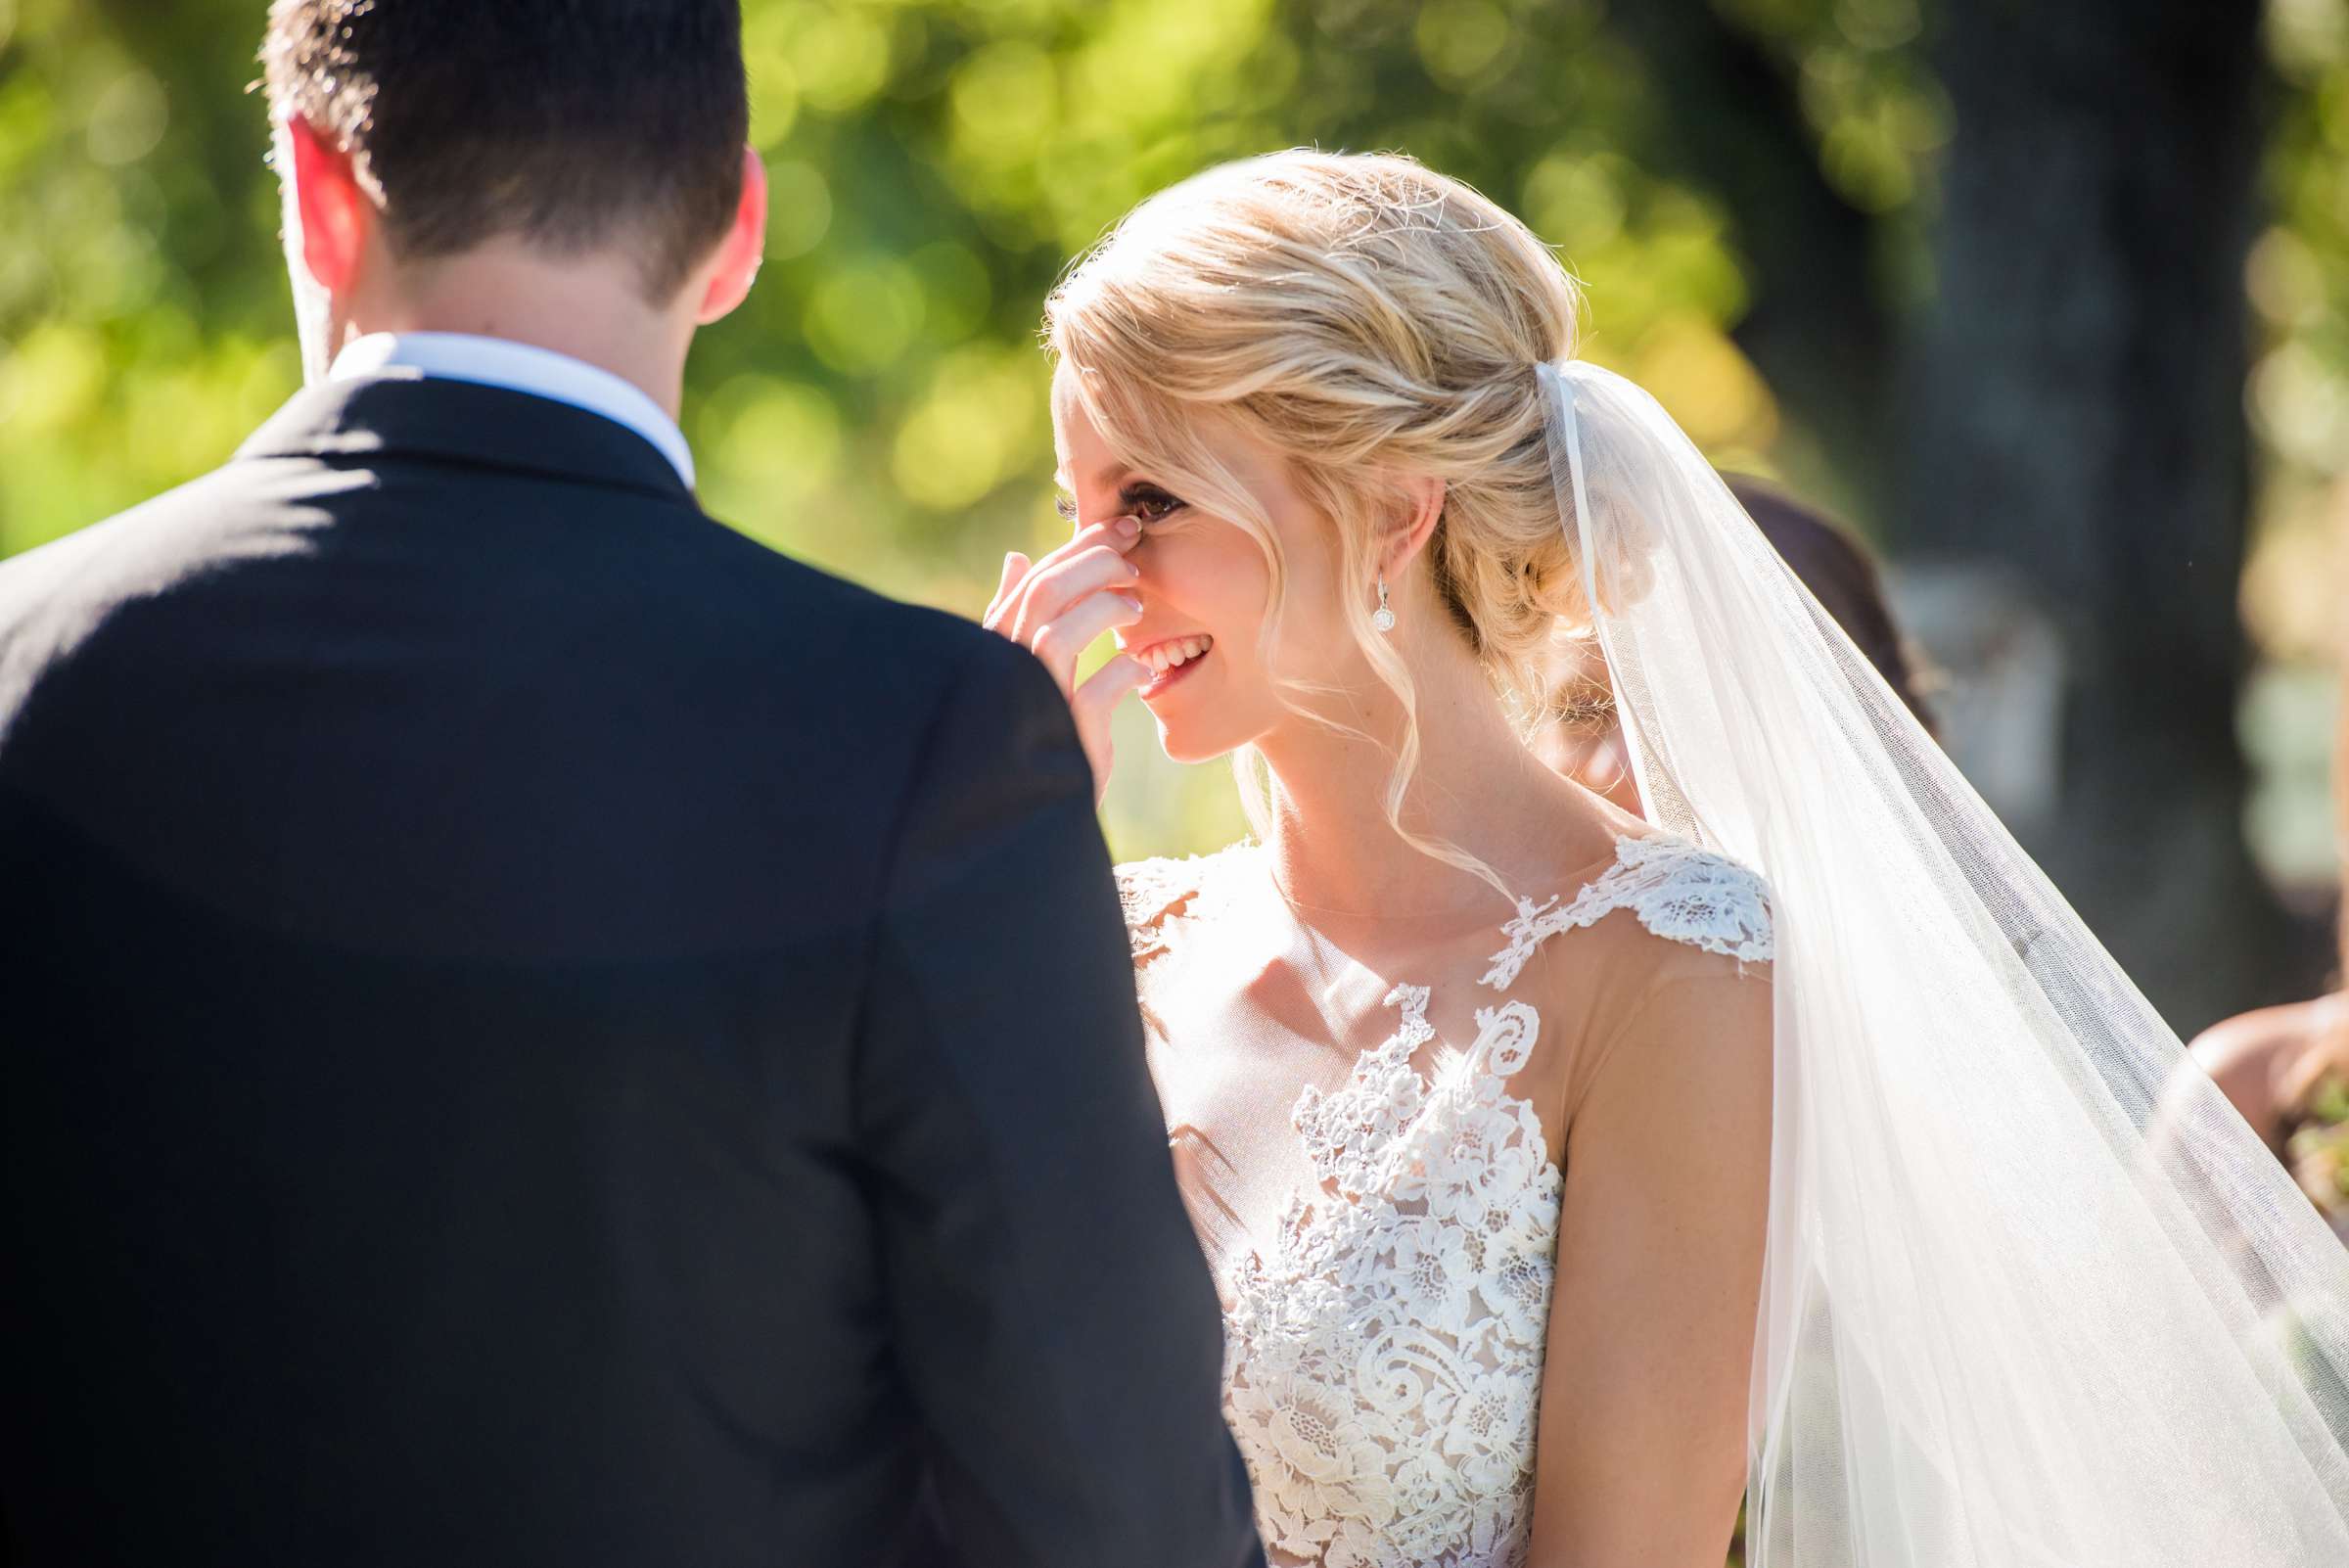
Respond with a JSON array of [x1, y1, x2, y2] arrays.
[[2193, 675, 2349, 1243], [0, 4, 1258, 1566], [1537, 476, 1937, 811]]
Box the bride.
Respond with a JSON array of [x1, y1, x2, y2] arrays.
[[987, 150, 2349, 1567]]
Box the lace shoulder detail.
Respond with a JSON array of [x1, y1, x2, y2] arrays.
[[1115, 842, 1253, 963], [1482, 834, 1773, 990]]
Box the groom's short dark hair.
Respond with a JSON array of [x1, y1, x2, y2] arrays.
[[261, 0, 748, 300]]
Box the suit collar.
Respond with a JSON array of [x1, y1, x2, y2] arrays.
[[235, 376, 696, 505], [328, 334, 695, 488]]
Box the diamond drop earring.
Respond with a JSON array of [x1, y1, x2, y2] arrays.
[[1371, 575, 1397, 633]]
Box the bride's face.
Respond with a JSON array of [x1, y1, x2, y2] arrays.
[[1050, 361, 1359, 764]]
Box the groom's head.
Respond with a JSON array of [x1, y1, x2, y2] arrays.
[[261, 0, 764, 379]]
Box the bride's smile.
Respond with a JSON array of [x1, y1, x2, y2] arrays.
[[1124, 631, 1214, 697], [1047, 355, 1341, 765]]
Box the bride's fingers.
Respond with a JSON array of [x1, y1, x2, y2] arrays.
[[983, 551, 1032, 629], [1031, 588, 1144, 695], [1056, 515, 1141, 564], [998, 544, 1140, 647], [994, 518, 1137, 619], [1075, 651, 1149, 721], [1071, 654, 1150, 803]]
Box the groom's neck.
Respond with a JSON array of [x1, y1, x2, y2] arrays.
[[342, 239, 698, 421]]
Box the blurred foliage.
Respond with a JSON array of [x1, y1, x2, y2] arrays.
[[2253, 0, 2349, 668], [0, 0, 2341, 861], [2243, 0, 2349, 892]]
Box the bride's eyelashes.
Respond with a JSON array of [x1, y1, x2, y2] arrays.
[[1118, 481, 1187, 528], [1051, 482, 1189, 529]]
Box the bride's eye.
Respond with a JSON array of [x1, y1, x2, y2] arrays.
[[1119, 482, 1187, 528]]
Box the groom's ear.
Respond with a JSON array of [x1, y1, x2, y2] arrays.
[[695, 147, 768, 326], [281, 115, 373, 297]]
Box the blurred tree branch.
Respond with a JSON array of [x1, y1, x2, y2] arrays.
[[1605, 0, 1897, 517]]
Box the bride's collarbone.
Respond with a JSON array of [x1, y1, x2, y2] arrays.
[[1155, 903, 1501, 1033]]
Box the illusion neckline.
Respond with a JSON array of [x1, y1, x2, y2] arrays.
[[1244, 832, 1662, 933]]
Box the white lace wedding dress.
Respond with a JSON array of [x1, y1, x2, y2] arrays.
[[1118, 832, 1773, 1568]]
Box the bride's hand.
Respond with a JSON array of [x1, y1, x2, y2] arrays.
[[984, 517, 1151, 804]]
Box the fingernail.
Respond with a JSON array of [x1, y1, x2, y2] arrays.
[[1122, 561, 1140, 579], [1113, 516, 1141, 540], [1118, 593, 1143, 612]]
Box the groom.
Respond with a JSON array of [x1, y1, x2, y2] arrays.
[[0, 4, 1258, 1565]]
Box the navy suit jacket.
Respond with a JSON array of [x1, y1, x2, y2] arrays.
[[0, 375, 1260, 1568]]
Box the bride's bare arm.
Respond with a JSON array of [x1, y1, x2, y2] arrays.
[[1526, 960, 1773, 1567]]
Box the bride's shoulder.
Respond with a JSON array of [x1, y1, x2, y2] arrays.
[[1598, 833, 1775, 964], [1541, 836, 1776, 1113], [1489, 831, 1774, 992], [1114, 840, 1257, 966]]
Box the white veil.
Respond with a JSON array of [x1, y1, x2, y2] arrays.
[[1538, 359, 2349, 1564]]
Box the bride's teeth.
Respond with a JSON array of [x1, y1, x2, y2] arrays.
[[1144, 635, 1212, 675]]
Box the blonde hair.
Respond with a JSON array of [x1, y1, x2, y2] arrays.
[[1043, 149, 1589, 884]]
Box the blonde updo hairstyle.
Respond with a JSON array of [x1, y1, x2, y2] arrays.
[[1044, 149, 1590, 882]]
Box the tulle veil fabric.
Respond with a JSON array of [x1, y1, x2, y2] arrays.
[[1538, 360, 2349, 1564]]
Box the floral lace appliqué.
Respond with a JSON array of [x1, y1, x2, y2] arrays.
[[1224, 986, 1559, 1568], [1117, 833, 1773, 1568], [1119, 844, 1252, 963], [1483, 835, 1773, 990]]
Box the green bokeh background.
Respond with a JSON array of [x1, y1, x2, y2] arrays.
[[2, 0, 2344, 874]]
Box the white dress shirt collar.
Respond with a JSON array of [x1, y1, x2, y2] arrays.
[[329, 332, 695, 489]]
